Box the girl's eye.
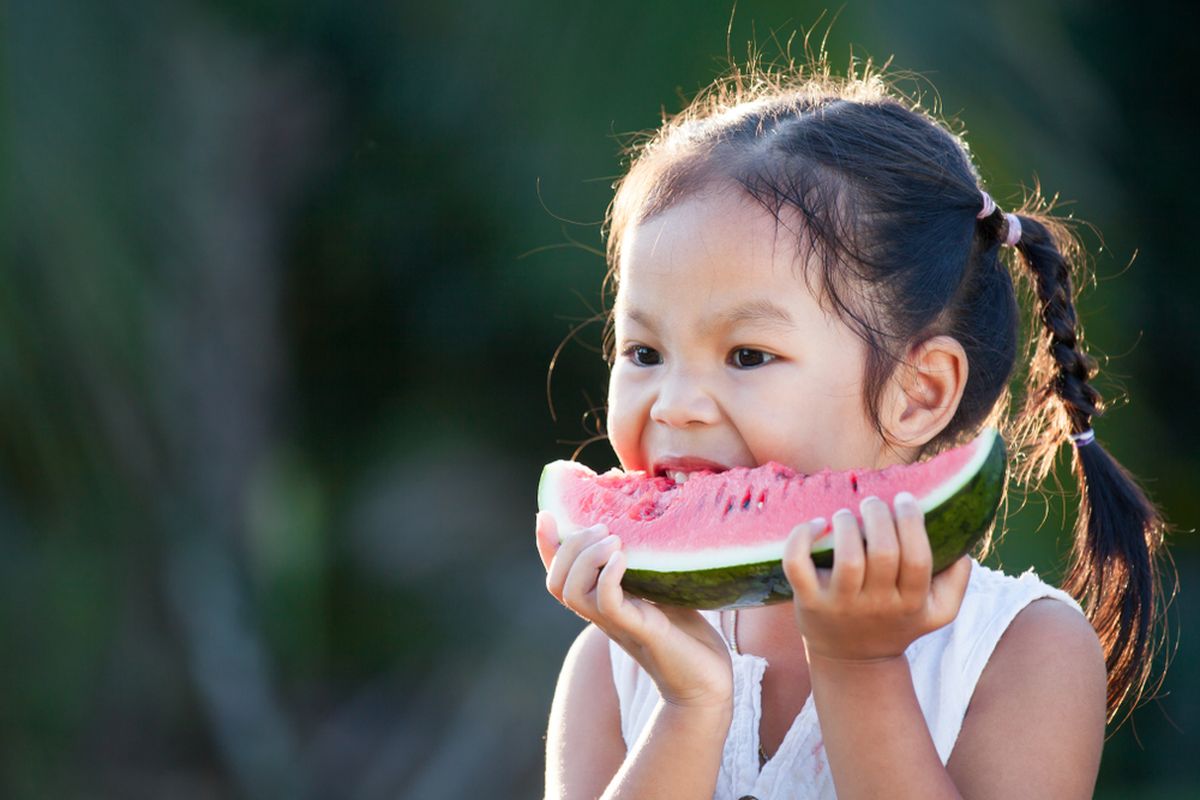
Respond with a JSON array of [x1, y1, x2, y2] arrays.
[[624, 345, 662, 366], [621, 345, 773, 368], [731, 348, 775, 368]]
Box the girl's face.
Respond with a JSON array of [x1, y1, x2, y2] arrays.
[[607, 191, 905, 479]]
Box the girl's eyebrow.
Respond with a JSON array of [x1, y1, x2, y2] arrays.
[[625, 299, 796, 335]]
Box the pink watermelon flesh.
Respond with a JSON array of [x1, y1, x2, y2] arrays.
[[538, 428, 998, 574]]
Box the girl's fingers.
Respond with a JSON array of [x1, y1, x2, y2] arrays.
[[859, 496, 899, 594], [535, 511, 560, 571], [560, 534, 621, 611], [544, 524, 608, 600], [783, 518, 824, 605], [595, 548, 632, 622], [828, 508, 866, 598], [894, 492, 933, 604]]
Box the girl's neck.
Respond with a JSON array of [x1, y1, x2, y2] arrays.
[[734, 602, 808, 663]]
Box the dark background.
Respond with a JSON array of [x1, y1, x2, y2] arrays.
[[1, 1, 1196, 797]]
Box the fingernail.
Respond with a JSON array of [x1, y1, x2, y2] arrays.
[[592, 523, 609, 536], [602, 534, 620, 546], [859, 495, 880, 512], [894, 491, 916, 508], [833, 507, 853, 519]]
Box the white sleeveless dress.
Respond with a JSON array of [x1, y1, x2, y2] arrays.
[[608, 559, 1085, 799]]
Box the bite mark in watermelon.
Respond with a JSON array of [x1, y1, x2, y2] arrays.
[[537, 428, 1006, 609]]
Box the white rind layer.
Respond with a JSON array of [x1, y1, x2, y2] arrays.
[[623, 536, 834, 572]]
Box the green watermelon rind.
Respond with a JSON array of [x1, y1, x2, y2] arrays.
[[540, 432, 1007, 610]]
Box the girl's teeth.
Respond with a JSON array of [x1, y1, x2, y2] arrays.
[[670, 471, 689, 484]]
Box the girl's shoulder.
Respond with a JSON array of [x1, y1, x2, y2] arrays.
[[945, 568, 1106, 795], [962, 558, 1103, 698], [962, 558, 1081, 608], [942, 558, 1088, 653], [905, 558, 1104, 768], [966, 561, 1104, 699]]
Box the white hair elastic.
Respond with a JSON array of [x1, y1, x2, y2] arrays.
[[977, 190, 1022, 247], [1070, 428, 1096, 447]]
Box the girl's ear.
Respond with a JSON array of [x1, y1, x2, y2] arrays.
[[885, 335, 969, 449]]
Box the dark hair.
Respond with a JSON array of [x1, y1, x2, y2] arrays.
[[598, 55, 1171, 723]]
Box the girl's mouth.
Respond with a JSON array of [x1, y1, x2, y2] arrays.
[[651, 457, 731, 483]]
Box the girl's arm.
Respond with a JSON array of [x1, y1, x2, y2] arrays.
[[784, 496, 1106, 800], [538, 512, 734, 799], [544, 624, 625, 800], [544, 623, 732, 800]]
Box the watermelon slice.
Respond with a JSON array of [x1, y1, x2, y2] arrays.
[[537, 427, 1006, 609]]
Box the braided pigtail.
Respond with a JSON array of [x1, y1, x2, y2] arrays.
[[998, 207, 1171, 723]]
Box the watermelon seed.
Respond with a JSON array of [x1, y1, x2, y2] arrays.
[[757, 489, 767, 510], [850, 472, 859, 492], [724, 499, 735, 516], [741, 488, 752, 510]]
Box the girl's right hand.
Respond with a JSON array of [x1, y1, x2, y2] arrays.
[[536, 510, 734, 710]]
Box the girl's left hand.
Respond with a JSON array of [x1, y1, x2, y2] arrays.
[[781, 492, 973, 663]]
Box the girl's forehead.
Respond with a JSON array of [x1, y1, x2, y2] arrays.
[[623, 193, 788, 266], [615, 193, 822, 320]]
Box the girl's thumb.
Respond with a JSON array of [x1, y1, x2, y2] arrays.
[[928, 555, 973, 629]]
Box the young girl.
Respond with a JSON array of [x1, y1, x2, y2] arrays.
[[535, 56, 1168, 799]]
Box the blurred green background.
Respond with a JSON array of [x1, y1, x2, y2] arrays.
[[1, 1, 1195, 797]]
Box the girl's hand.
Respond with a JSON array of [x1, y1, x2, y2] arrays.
[[536, 511, 733, 709], [781, 492, 972, 663]]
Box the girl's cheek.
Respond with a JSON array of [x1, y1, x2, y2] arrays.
[[606, 370, 650, 471]]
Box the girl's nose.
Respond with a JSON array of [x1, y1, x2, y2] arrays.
[[650, 374, 720, 428]]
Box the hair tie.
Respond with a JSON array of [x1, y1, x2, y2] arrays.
[[978, 190, 1022, 247], [977, 191, 997, 219], [1070, 428, 1096, 447], [1003, 212, 1022, 246]]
